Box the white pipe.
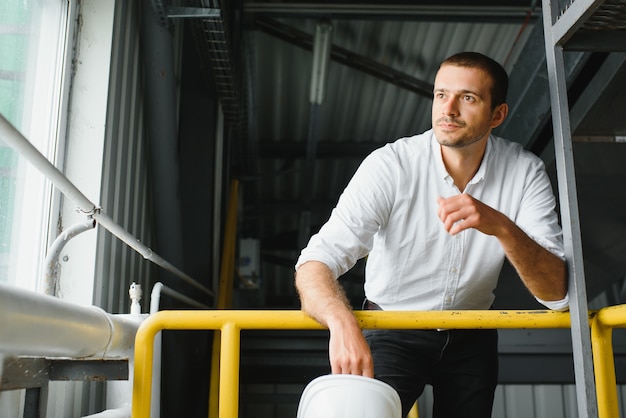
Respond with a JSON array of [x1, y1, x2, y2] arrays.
[[151, 283, 163, 418], [83, 284, 146, 418], [150, 282, 210, 314], [0, 113, 213, 298], [148, 283, 209, 418], [0, 113, 95, 211], [91, 212, 213, 298], [129, 282, 142, 315], [150, 282, 165, 315], [42, 219, 96, 295], [0, 283, 139, 358]]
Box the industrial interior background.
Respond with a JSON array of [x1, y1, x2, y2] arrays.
[[2, 0, 626, 417]]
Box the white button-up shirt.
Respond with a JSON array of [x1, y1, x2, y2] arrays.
[[296, 130, 568, 311]]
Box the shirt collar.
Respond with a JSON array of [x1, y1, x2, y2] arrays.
[[430, 130, 451, 184], [430, 131, 492, 188], [470, 136, 491, 185]]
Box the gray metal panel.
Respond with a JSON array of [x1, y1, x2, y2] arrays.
[[95, 0, 156, 314], [542, 0, 600, 417]]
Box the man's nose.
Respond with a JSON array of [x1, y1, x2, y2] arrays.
[[441, 98, 459, 116]]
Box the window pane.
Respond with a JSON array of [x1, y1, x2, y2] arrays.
[[0, 0, 68, 290]]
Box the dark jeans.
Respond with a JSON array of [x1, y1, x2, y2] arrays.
[[363, 325, 498, 418]]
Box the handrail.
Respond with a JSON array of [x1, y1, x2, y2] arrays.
[[592, 304, 626, 418], [0, 114, 213, 298], [132, 309, 578, 418]]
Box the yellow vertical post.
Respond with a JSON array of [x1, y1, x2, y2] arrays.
[[132, 317, 158, 418], [208, 335, 222, 418], [408, 401, 419, 418], [217, 179, 239, 310], [219, 322, 241, 418], [209, 179, 239, 418], [592, 307, 621, 418]]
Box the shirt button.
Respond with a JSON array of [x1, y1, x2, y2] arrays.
[[451, 267, 457, 273]]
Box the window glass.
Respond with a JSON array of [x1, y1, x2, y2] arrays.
[[0, 0, 69, 290]]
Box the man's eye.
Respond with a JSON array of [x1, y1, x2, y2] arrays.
[[464, 95, 475, 102]]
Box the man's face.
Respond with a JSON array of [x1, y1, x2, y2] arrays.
[[431, 64, 504, 149]]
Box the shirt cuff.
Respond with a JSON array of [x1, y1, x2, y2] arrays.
[[535, 293, 569, 311]]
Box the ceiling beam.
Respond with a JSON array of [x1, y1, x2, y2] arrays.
[[253, 17, 434, 98], [244, 2, 539, 23]]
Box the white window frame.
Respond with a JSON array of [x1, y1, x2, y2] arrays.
[[56, 0, 116, 305], [1, 0, 72, 292]]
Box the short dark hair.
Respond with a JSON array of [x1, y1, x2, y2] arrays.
[[440, 51, 508, 110]]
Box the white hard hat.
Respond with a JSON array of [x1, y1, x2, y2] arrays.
[[297, 374, 402, 418]]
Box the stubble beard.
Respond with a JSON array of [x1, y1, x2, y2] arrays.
[[434, 117, 491, 149]]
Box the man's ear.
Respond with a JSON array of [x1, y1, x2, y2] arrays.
[[490, 103, 509, 128]]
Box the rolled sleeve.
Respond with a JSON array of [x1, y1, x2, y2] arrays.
[[295, 148, 395, 277], [535, 292, 569, 311]]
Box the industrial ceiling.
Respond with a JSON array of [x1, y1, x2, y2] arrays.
[[170, 0, 626, 309]]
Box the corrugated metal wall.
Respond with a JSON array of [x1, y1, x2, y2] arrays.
[[42, 1, 154, 417], [94, 0, 153, 318]]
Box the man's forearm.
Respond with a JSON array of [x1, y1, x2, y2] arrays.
[[295, 260, 375, 376], [498, 221, 567, 301], [295, 260, 356, 328]]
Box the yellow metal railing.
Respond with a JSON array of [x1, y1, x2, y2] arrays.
[[209, 180, 240, 418], [592, 304, 626, 418], [133, 309, 591, 418]]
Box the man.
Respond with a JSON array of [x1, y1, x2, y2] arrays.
[[294, 51, 568, 417]]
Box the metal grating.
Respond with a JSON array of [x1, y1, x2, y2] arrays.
[[582, 0, 626, 30], [187, 0, 247, 136]]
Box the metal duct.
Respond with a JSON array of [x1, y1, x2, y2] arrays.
[[0, 283, 140, 358]]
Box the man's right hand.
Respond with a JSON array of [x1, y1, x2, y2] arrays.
[[295, 260, 374, 377], [328, 315, 374, 377]]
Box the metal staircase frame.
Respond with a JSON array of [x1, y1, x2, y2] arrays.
[[542, 1, 626, 417]]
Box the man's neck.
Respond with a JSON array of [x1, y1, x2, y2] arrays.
[[440, 141, 487, 192]]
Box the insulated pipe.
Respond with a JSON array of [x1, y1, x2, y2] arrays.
[[82, 284, 146, 418], [0, 283, 139, 358], [42, 219, 97, 296], [0, 113, 212, 298]]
